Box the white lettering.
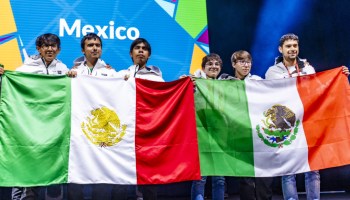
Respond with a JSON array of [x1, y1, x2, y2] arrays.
[[59, 18, 81, 37], [59, 18, 140, 40], [115, 27, 127, 39], [95, 26, 108, 38], [127, 27, 140, 40], [82, 25, 94, 36], [109, 21, 115, 39]]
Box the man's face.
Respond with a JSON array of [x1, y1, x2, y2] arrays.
[[82, 38, 102, 61], [130, 42, 150, 67], [203, 59, 221, 79], [233, 59, 251, 79], [37, 43, 60, 64], [279, 39, 299, 61]]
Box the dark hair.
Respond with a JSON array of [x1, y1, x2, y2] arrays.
[[81, 33, 102, 49], [279, 33, 299, 47], [231, 50, 252, 64], [35, 33, 61, 49], [129, 38, 151, 55], [201, 53, 223, 69]]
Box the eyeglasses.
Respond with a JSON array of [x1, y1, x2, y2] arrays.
[[205, 61, 221, 67], [41, 44, 58, 50], [236, 60, 251, 65]]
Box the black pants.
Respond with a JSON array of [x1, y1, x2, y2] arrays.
[[239, 177, 273, 200], [12, 187, 40, 200], [139, 185, 157, 200], [67, 184, 128, 200]]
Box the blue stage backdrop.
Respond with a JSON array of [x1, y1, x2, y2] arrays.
[[0, 0, 209, 81]]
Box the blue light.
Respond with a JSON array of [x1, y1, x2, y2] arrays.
[[250, 0, 314, 78]]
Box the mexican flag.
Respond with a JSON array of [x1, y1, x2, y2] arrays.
[[0, 71, 200, 186], [195, 67, 350, 177]]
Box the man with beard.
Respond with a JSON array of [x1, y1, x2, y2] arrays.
[[265, 33, 349, 200]]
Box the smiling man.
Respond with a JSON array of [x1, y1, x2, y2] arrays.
[[190, 53, 226, 200], [192, 53, 222, 80], [265, 33, 319, 200], [12, 33, 69, 200], [16, 33, 68, 74], [265, 33, 316, 79]]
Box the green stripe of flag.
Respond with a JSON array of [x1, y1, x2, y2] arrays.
[[0, 71, 71, 186], [195, 79, 254, 176]]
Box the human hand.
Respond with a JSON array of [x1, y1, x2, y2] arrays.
[[66, 70, 77, 78], [180, 74, 197, 84], [0, 65, 4, 75], [342, 66, 349, 76], [179, 74, 188, 79]]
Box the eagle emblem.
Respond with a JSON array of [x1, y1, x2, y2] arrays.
[[81, 106, 127, 147], [256, 104, 300, 148]]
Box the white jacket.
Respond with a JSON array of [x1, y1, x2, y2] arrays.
[[72, 56, 117, 77], [119, 65, 164, 82], [16, 55, 69, 75], [219, 72, 262, 80], [265, 60, 315, 80]]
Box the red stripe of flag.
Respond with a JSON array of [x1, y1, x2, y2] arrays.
[[135, 77, 200, 184], [297, 67, 350, 170]]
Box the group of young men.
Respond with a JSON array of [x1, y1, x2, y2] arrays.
[[189, 33, 349, 200], [0, 33, 162, 200], [0, 32, 348, 200]]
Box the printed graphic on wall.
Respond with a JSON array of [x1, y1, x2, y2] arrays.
[[0, 0, 208, 81]]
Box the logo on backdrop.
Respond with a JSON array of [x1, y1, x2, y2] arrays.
[[59, 18, 140, 40], [81, 106, 127, 147], [256, 104, 300, 148], [7, 0, 209, 80]]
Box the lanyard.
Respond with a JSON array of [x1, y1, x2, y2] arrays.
[[284, 61, 300, 77], [88, 67, 94, 75]]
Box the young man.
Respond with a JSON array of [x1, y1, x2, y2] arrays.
[[266, 33, 318, 200], [265, 33, 349, 200], [117, 38, 163, 200], [67, 33, 117, 77], [219, 50, 262, 81], [120, 38, 163, 82], [16, 33, 68, 75], [67, 33, 121, 200], [11, 33, 69, 200], [220, 50, 273, 200], [191, 53, 226, 200]]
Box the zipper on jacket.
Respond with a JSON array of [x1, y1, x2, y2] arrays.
[[41, 58, 49, 74]]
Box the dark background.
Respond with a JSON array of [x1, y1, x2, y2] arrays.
[[207, 0, 350, 78], [1, 0, 350, 199], [205, 0, 350, 194]]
